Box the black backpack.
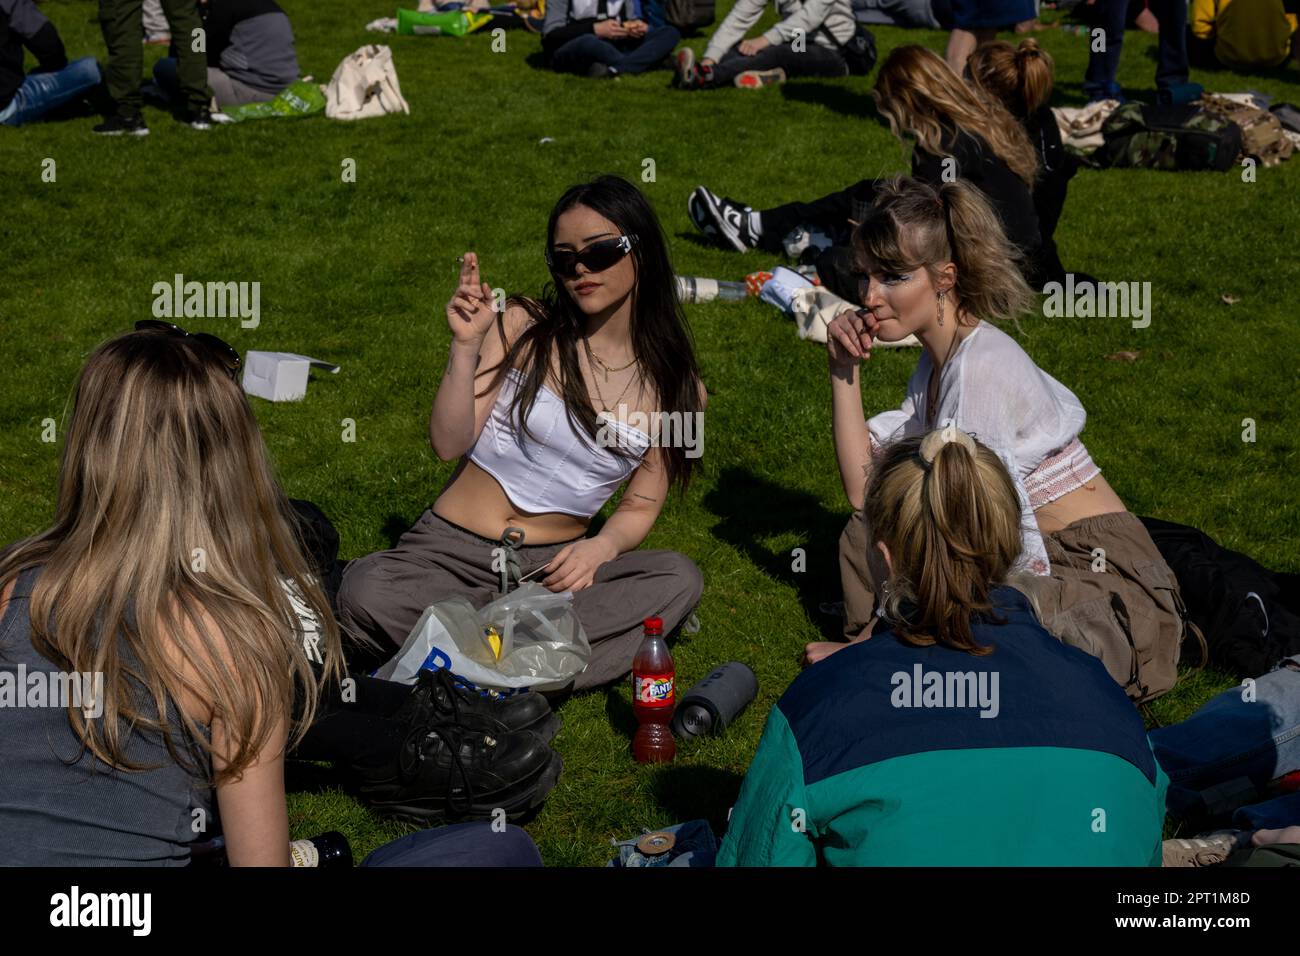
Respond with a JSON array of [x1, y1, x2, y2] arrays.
[[1139, 516, 1300, 679], [664, 0, 715, 34]]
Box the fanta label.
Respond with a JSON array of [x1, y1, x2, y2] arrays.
[[635, 673, 674, 706]]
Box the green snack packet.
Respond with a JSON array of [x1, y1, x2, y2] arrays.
[[397, 8, 469, 35], [396, 8, 491, 36], [221, 80, 326, 123]]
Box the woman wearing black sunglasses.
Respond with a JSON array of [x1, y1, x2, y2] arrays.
[[337, 175, 707, 692]]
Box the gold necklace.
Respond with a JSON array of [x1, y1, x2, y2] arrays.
[[584, 343, 639, 413], [584, 338, 637, 382]]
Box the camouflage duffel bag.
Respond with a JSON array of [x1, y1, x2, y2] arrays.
[[1096, 102, 1243, 171]]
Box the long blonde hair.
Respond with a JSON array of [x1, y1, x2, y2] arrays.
[[866, 429, 1024, 655], [967, 38, 1055, 119], [873, 44, 1039, 187], [852, 175, 1035, 325], [0, 329, 343, 784]]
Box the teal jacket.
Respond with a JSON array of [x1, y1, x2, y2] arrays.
[[718, 588, 1168, 866]]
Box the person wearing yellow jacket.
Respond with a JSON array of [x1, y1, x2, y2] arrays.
[[1189, 0, 1298, 69]]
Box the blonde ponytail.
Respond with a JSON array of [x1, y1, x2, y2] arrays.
[[865, 429, 1024, 654]]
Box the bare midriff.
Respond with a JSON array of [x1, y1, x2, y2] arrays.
[[1032, 472, 1128, 536], [432, 458, 591, 544]]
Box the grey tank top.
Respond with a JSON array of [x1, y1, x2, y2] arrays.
[[0, 567, 213, 866]]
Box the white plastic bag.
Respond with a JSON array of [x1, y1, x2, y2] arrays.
[[373, 583, 590, 694]]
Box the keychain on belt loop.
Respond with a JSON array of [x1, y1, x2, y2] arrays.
[[496, 526, 526, 595]]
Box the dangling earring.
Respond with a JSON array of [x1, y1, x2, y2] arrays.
[[875, 579, 892, 620], [936, 290, 946, 327]]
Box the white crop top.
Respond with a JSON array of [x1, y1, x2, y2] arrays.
[[468, 368, 651, 519], [866, 321, 1099, 575]]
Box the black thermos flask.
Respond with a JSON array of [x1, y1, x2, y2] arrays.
[[670, 661, 758, 738]]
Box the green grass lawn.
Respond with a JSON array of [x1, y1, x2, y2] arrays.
[[2, 1, 1298, 866]]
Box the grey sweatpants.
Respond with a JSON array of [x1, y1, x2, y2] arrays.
[[208, 67, 278, 107], [337, 509, 704, 692]]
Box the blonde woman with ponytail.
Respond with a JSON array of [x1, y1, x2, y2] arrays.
[[0, 325, 344, 866], [808, 176, 1187, 707], [719, 428, 1168, 867]]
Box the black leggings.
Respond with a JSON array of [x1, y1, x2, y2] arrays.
[[759, 178, 879, 254], [705, 40, 848, 88]]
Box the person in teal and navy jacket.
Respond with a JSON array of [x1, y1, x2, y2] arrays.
[[718, 428, 1168, 867]]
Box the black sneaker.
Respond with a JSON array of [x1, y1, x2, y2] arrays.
[[587, 61, 613, 79], [394, 668, 561, 743], [184, 107, 215, 130], [689, 186, 759, 252], [361, 722, 561, 825], [93, 113, 149, 136]]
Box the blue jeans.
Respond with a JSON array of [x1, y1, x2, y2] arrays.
[[1150, 655, 1300, 828], [551, 24, 681, 76], [0, 57, 102, 127], [360, 822, 543, 866], [1082, 0, 1188, 101]]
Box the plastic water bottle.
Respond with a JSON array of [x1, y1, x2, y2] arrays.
[[675, 277, 749, 303], [631, 617, 676, 763]]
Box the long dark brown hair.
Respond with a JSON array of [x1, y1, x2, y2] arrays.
[[481, 175, 704, 492]]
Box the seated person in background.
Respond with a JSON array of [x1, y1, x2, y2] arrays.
[[143, 0, 171, 44], [0, 0, 102, 127], [852, 0, 953, 29], [689, 45, 1050, 291], [718, 429, 1168, 866], [966, 38, 1084, 288], [541, 0, 680, 78], [674, 0, 857, 90], [1188, 0, 1298, 69], [153, 0, 299, 109]]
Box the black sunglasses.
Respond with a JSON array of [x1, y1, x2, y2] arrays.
[[134, 320, 242, 379], [545, 235, 636, 279]]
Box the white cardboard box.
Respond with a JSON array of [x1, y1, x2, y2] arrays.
[[242, 351, 339, 402]]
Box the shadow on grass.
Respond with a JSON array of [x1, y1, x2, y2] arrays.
[[648, 764, 744, 835], [674, 229, 732, 251], [382, 512, 415, 548], [1051, 81, 1096, 109], [286, 759, 351, 795], [1143, 45, 1300, 90], [705, 466, 848, 642], [604, 686, 639, 741], [781, 80, 880, 120]]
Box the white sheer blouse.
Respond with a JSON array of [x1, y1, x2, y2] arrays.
[[866, 321, 1099, 575]]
